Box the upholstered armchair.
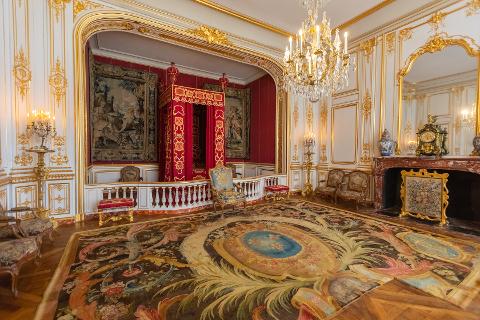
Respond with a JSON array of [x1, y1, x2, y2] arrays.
[[8, 206, 54, 246], [209, 164, 247, 212], [335, 171, 369, 210], [316, 169, 345, 202], [120, 166, 143, 182], [0, 207, 40, 296]]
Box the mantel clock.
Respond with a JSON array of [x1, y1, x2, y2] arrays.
[[416, 114, 448, 157]]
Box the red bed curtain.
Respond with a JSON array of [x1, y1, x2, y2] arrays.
[[160, 85, 225, 182]]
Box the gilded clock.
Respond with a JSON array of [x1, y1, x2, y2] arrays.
[[416, 114, 448, 157]]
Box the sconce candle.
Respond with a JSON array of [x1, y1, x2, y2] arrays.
[[26, 109, 57, 149]]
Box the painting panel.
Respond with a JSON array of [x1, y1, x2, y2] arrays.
[[204, 84, 250, 159], [89, 61, 158, 162]]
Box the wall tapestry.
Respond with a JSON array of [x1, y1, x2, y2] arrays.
[[204, 84, 250, 159], [89, 61, 158, 162]]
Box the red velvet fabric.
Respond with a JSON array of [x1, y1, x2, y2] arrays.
[[265, 185, 290, 192], [98, 198, 134, 209], [91, 55, 276, 167]]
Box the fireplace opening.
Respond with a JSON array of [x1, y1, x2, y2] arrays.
[[382, 168, 480, 222]]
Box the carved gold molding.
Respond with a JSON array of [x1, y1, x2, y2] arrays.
[[293, 101, 299, 128], [362, 92, 372, 118], [14, 133, 33, 167], [49, 0, 71, 21], [428, 11, 446, 33], [188, 25, 231, 45], [49, 58, 68, 105], [399, 28, 413, 41], [48, 183, 70, 214], [13, 48, 31, 98], [385, 32, 396, 54], [50, 136, 69, 165], [293, 144, 298, 161], [360, 143, 371, 163], [466, 0, 480, 16], [306, 103, 313, 131], [360, 38, 376, 62], [73, 0, 102, 18]]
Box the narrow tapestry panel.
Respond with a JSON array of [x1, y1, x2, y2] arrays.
[[204, 84, 250, 159]]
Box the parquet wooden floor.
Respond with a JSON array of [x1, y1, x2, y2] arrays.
[[0, 200, 479, 320]]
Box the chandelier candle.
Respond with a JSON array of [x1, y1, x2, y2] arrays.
[[284, 0, 354, 102]]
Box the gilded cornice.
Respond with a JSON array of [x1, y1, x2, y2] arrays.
[[97, 0, 284, 55], [192, 0, 292, 37], [76, 12, 284, 84]]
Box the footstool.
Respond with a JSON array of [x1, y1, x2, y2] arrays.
[[265, 185, 290, 201], [97, 198, 135, 227]]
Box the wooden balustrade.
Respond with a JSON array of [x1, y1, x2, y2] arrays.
[[83, 174, 287, 214]]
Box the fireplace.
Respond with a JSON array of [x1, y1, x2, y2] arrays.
[[374, 157, 480, 223]]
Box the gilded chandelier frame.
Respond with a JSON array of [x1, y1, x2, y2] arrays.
[[73, 10, 287, 219], [396, 34, 480, 154]]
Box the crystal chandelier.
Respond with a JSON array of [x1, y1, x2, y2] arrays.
[[284, 0, 354, 102]]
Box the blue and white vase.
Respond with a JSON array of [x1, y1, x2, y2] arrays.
[[379, 129, 396, 156]]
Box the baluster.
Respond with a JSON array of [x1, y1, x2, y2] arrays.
[[160, 187, 167, 209], [181, 186, 186, 208], [201, 184, 206, 205], [173, 186, 179, 208], [207, 184, 212, 201], [167, 187, 173, 208], [151, 187, 157, 207], [187, 186, 192, 206], [192, 185, 197, 205], [107, 188, 112, 199]]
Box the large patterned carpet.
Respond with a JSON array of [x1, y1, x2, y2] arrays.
[[36, 200, 480, 320]]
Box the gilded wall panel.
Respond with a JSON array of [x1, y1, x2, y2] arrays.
[[15, 184, 37, 208], [48, 183, 70, 215]]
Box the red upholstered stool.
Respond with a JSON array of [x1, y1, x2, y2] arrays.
[[97, 198, 135, 226], [265, 185, 290, 201]]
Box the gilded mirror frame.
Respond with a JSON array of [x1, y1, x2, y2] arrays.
[[397, 34, 480, 154]]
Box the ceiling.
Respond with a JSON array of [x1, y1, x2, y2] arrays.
[[202, 0, 385, 33], [404, 46, 478, 83], [90, 31, 266, 85]]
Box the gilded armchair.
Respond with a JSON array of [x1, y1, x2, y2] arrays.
[[120, 166, 143, 182], [316, 169, 345, 202], [209, 164, 247, 212], [335, 171, 370, 210]]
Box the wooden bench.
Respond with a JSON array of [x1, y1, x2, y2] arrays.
[[97, 198, 135, 227]]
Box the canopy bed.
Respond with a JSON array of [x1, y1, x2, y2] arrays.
[[159, 85, 226, 181]]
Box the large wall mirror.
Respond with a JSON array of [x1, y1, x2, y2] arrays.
[[398, 36, 480, 156]]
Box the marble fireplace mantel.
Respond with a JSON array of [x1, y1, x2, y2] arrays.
[[373, 156, 480, 210]]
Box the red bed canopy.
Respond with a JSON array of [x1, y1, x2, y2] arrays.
[[159, 84, 226, 181]]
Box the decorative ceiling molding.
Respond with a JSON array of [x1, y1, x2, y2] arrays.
[[192, 0, 292, 37], [336, 0, 395, 30], [188, 25, 231, 45]]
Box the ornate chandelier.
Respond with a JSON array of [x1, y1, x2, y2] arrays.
[[284, 0, 353, 102]]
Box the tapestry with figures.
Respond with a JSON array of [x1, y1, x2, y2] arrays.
[[89, 60, 158, 162], [204, 84, 250, 159]]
